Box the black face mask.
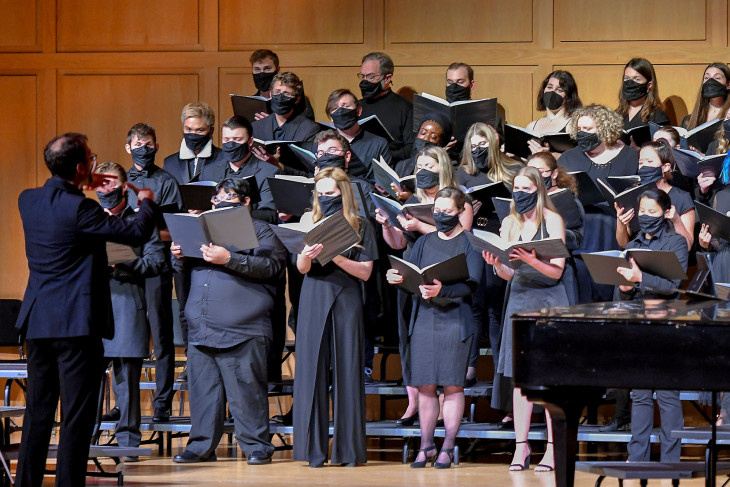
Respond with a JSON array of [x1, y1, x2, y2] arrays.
[[253, 71, 277, 92], [575, 131, 601, 152], [214, 201, 242, 210], [316, 153, 347, 171], [222, 141, 250, 163], [359, 79, 384, 100], [723, 119, 730, 140], [331, 107, 359, 130], [445, 83, 470, 103], [622, 79, 649, 102], [97, 186, 125, 210], [638, 214, 665, 235], [270, 93, 297, 115], [472, 146, 489, 170], [183, 132, 210, 152], [638, 165, 663, 185], [543, 174, 554, 190], [416, 168, 440, 189], [130, 145, 157, 169], [702, 78, 729, 99], [413, 137, 436, 155], [513, 190, 538, 214], [542, 91, 564, 111], [318, 194, 343, 217], [433, 211, 460, 233]]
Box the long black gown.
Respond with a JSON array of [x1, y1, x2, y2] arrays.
[[292, 218, 378, 466]]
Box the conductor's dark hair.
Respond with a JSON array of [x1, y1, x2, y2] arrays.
[[639, 186, 672, 213], [249, 49, 279, 68], [215, 177, 251, 200], [222, 116, 253, 138], [434, 186, 466, 211], [536, 70, 582, 115], [44, 133, 89, 181]]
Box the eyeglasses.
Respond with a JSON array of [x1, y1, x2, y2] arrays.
[[211, 192, 239, 204], [357, 72, 383, 83], [316, 147, 345, 158]]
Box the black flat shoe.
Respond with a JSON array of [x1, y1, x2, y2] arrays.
[[410, 445, 437, 468], [173, 450, 217, 463], [247, 450, 273, 465], [101, 407, 120, 422], [153, 407, 170, 423], [395, 412, 418, 426], [308, 461, 324, 468]]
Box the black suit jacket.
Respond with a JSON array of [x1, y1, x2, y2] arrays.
[[17, 176, 157, 340], [252, 113, 320, 172]]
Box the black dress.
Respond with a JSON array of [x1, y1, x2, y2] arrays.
[[623, 109, 670, 130], [406, 231, 483, 386], [292, 218, 378, 466]]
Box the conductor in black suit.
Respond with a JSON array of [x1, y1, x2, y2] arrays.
[[15, 133, 158, 487]]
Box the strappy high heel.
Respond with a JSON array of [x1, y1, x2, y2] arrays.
[[410, 445, 437, 468], [535, 441, 554, 472], [509, 441, 531, 471], [434, 447, 455, 469]]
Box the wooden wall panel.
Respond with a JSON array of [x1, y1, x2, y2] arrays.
[[56, 73, 200, 170], [555, 0, 707, 43], [57, 0, 201, 52], [0, 1, 39, 52], [386, 0, 533, 44], [1, 76, 37, 298], [219, 0, 365, 49]]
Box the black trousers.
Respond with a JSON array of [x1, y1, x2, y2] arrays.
[[17, 336, 104, 487], [110, 358, 143, 447], [145, 272, 176, 410]]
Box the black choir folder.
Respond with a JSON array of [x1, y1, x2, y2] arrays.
[[163, 206, 259, 259], [677, 118, 722, 154], [270, 210, 360, 265], [387, 254, 469, 295], [466, 228, 569, 269], [581, 249, 687, 287], [106, 242, 137, 265], [268, 175, 315, 216], [462, 181, 511, 216], [180, 178, 261, 211], [230, 94, 269, 123], [619, 124, 653, 148], [413, 93, 498, 142], [504, 124, 576, 160], [568, 171, 604, 206], [673, 149, 726, 179], [372, 157, 415, 199], [694, 201, 730, 241], [371, 193, 434, 231]]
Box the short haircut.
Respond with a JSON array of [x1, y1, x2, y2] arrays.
[[44, 133, 88, 181], [215, 177, 251, 200], [126, 123, 156, 145], [361, 52, 394, 76], [325, 89, 359, 115], [95, 161, 127, 184], [314, 129, 351, 153], [181, 102, 215, 128], [271, 72, 303, 97], [222, 115, 253, 137], [249, 49, 279, 68], [639, 186, 672, 213], [435, 186, 467, 211], [446, 62, 474, 82]]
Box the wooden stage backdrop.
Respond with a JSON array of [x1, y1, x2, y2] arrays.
[[2, 0, 730, 298]]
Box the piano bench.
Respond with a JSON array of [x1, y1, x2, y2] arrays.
[[575, 461, 730, 487]]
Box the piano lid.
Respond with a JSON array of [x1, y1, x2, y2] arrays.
[[512, 298, 730, 324]]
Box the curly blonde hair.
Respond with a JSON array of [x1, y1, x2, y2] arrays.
[[567, 104, 623, 146]]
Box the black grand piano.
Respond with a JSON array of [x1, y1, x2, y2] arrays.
[[513, 299, 730, 487]]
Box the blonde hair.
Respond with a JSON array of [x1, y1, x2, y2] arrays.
[[567, 104, 623, 146], [459, 122, 522, 181], [413, 146, 458, 201], [181, 101, 215, 127], [311, 167, 361, 238], [503, 166, 556, 242]]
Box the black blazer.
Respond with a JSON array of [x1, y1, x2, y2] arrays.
[[16, 177, 157, 340]]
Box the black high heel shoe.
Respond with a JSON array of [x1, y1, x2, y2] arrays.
[[535, 441, 554, 472], [410, 445, 437, 468], [396, 411, 418, 426], [509, 441, 531, 471], [434, 448, 455, 469]]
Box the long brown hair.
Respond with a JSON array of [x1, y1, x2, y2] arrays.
[[311, 167, 361, 238], [526, 152, 577, 194], [686, 63, 730, 130], [503, 166, 556, 242], [616, 57, 664, 123]]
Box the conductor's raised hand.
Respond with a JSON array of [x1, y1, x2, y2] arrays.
[[301, 243, 323, 259], [126, 182, 155, 204], [386, 268, 404, 285], [419, 279, 442, 300], [83, 172, 117, 191], [200, 243, 231, 265]]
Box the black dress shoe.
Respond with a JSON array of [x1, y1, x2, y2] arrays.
[[173, 451, 217, 463], [395, 412, 418, 426], [436, 419, 445, 428], [308, 461, 324, 468], [247, 451, 273, 465], [101, 407, 120, 422], [598, 419, 631, 432], [153, 408, 170, 423], [464, 376, 478, 388], [272, 408, 293, 426], [497, 420, 515, 430]]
